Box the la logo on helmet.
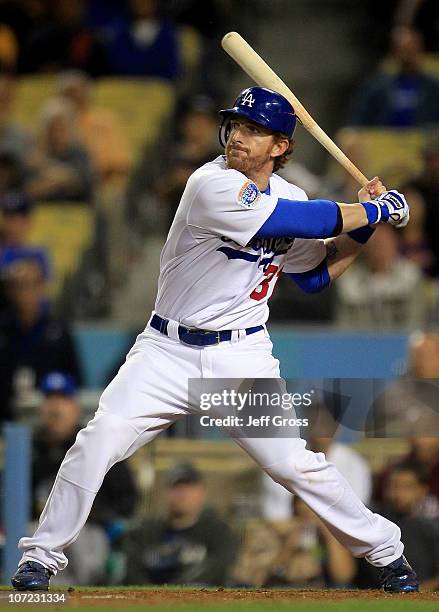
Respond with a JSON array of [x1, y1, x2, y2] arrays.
[[242, 92, 255, 107]]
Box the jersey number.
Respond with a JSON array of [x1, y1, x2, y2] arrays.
[[250, 264, 281, 301]]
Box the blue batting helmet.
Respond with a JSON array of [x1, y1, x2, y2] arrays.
[[219, 86, 296, 146]]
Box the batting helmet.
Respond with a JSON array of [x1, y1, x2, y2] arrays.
[[219, 86, 296, 147]]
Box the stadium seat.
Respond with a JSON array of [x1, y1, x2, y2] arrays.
[[381, 52, 439, 78], [93, 78, 175, 155], [12, 76, 57, 129], [28, 203, 94, 297], [331, 128, 426, 187], [12, 76, 175, 157], [178, 25, 203, 93]]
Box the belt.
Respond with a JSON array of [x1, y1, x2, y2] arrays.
[[150, 314, 264, 347]]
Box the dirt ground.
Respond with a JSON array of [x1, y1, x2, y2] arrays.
[[64, 588, 439, 607]]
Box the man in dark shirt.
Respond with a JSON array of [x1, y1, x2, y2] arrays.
[[0, 259, 81, 420], [31, 371, 138, 584], [403, 132, 439, 276], [350, 27, 439, 127], [357, 464, 439, 590], [123, 463, 237, 585], [33, 371, 138, 526]]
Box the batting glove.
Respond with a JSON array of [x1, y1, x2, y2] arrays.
[[371, 190, 410, 228]]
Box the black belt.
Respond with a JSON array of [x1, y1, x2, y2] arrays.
[[150, 314, 264, 347]]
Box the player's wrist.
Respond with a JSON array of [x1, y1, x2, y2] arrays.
[[360, 201, 388, 224], [347, 225, 376, 244]]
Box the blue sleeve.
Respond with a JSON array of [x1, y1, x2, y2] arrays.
[[286, 257, 330, 294], [255, 198, 343, 239]]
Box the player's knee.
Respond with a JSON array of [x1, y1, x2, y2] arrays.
[[264, 449, 330, 490], [264, 460, 300, 491], [62, 412, 138, 480]]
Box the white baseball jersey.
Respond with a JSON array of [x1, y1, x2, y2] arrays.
[[155, 156, 326, 330]]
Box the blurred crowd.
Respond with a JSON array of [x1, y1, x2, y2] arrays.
[[3, 331, 438, 589], [0, 0, 438, 590], [23, 405, 439, 589]]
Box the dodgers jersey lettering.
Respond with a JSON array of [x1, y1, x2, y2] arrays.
[[155, 156, 326, 330]]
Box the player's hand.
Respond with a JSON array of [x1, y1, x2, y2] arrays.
[[374, 189, 410, 228], [358, 176, 386, 202]]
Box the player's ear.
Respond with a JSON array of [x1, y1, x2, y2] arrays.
[[271, 136, 289, 159]]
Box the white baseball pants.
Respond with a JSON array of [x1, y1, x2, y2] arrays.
[[18, 325, 403, 573]]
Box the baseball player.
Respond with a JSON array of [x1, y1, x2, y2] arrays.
[[12, 87, 418, 592]]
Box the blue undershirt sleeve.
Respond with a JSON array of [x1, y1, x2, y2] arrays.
[[286, 257, 331, 294], [255, 198, 343, 239]]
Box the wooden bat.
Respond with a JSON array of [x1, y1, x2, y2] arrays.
[[221, 31, 369, 188]]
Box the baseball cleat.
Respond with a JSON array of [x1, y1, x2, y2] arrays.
[[11, 561, 53, 591], [379, 555, 419, 593]]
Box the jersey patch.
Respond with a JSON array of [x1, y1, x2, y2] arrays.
[[237, 181, 261, 209]]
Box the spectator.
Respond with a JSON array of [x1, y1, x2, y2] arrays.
[[155, 95, 220, 229], [0, 191, 50, 279], [0, 74, 34, 163], [393, 0, 439, 53], [20, 0, 109, 76], [104, 0, 180, 80], [402, 131, 439, 276], [123, 462, 237, 585], [0, 191, 50, 315], [31, 371, 138, 585], [269, 498, 356, 588], [231, 519, 283, 587], [358, 464, 439, 590], [376, 437, 439, 519], [336, 224, 425, 328], [130, 95, 220, 233], [399, 187, 435, 276], [0, 259, 82, 420], [233, 498, 356, 588], [0, 151, 26, 197], [32, 372, 82, 518], [407, 437, 439, 508], [56, 70, 133, 185], [27, 98, 95, 203], [368, 332, 439, 444], [350, 27, 439, 127], [0, 24, 18, 71]]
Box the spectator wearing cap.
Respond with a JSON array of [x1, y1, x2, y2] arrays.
[[31, 370, 138, 585], [0, 259, 81, 420], [0, 191, 50, 280], [32, 372, 82, 517], [123, 462, 238, 586]]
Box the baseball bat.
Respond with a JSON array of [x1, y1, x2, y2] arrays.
[[221, 31, 369, 188]]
